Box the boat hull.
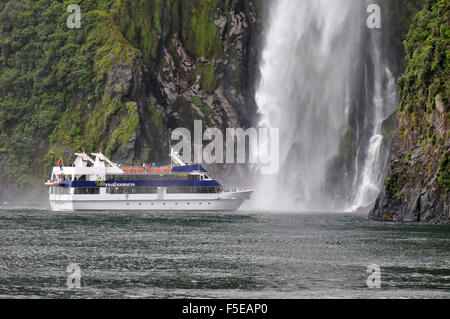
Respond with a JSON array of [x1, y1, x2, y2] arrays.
[[49, 191, 252, 212]]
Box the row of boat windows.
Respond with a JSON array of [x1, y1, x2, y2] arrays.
[[51, 187, 220, 195], [109, 187, 220, 194]]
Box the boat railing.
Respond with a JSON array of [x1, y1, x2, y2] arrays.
[[122, 167, 172, 173], [225, 188, 252, 193]]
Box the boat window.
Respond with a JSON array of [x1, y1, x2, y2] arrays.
[[166, 186, 218, 194], [50, 187, 71, 195], [107, 187, 158, 194], [74, 188, 100, 195]]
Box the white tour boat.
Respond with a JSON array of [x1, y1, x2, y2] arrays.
[[46, 151, 252, 211]]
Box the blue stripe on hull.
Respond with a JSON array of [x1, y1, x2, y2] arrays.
[[61, 180, 221, 188]]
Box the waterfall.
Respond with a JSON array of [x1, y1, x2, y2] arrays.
[[253, 0, 397, 212]]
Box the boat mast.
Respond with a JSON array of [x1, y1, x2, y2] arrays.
[[168, 129, 173, 170]]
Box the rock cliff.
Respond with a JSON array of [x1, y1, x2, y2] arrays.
[[371, 0, 449, 221], [0, 0, 262, 199]]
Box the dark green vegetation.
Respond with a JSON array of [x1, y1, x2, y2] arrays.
[[398, 0, 449, 114], [438, 151, 449, 192], [372, 0, 449, 221], [382, 0, 429, 76], [0, 0, 260, 198], [0, 0, 147, 194]]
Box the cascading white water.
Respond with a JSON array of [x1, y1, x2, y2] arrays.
[[253, 0, 397, 212], [351, 66, 397, 210], [351, 27, 398, 210]]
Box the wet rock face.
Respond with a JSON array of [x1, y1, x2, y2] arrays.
[[48, 0, 264, 168], [371, 92, 449, 222], [370, 96, 449, 222], [158, 2, 260, 130], [0, 0, 260, 199], [99, 51, 148, 164], [370, 0, 449, 222], [110, 0, 262, 165]]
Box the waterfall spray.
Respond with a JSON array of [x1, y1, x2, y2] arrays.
[[252, 0, 397, 212]]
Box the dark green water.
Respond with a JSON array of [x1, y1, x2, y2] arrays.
[[0, 208, 449, 299]]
